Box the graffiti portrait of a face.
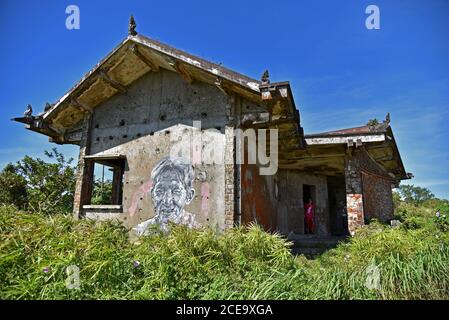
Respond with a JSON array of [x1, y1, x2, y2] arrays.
[[151, 157, 195, 220], [133, 157, 200, 236]]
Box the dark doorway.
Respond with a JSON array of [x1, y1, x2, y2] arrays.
[[327, 176, 348, 236], [303, 184, 316, 234], [303, 184, 316, 205]]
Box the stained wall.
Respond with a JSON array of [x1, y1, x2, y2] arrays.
[[241, 165, 331, 236], [75, 69, 235, 230]]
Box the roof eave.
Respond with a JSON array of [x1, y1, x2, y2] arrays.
[[132, 34, 261, 94], [43, 37, 133, 121], [42, 34, 264, 124], [11, 116, 62, 141]]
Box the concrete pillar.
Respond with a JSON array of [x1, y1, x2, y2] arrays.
[[224, 126, 235, 230], [344, 153, 364, 235], [223, 94, 236, 230], [111, 166, 123, 205], [73, 115, 93, 219]]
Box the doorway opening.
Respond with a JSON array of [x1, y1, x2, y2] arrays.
[[327, 176, 349, 236], [303, 184, 316, 234]]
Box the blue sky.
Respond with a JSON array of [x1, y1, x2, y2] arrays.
[[0, 0, 448, 199]]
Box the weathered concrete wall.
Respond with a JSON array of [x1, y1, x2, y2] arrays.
[[345, 193, 364, 236], [241, 166, 330, 236], [78, 69, 235, 230], [241, 164, 278, 231], [344, 147, 394, 234], [362, 172, 394, 222], [278, 171, 329, 236]]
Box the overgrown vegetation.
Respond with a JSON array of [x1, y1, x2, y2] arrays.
[[396, 184, 435, 206], [91, 179, 113, 205], [0, 152, 448, 299], [393, 185, 449, 232], [0, 149, 75, 214], [0, 199, 448, 300]]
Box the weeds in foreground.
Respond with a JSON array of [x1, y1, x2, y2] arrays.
[[0, 204, 448, 299]]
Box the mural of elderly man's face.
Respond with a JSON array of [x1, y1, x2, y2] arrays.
[[150, 158, 195, 219]]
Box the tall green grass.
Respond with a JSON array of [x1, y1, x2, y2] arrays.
[[0, 204, 448, 299]]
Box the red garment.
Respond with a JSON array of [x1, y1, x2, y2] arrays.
[[304, 202, 315, 234]]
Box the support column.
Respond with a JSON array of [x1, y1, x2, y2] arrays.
[[223, 94, 237, 230], [111, 166, 123, 205], [73, 115, 93, 219], [344, 152, 364, 235], [224, 127, 235, 230]]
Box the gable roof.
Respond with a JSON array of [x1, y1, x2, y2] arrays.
[[43, 33, 264, 124], [305, 123, 388, 138], [303, 119, 411, 181], [13, 31, 299, 146]]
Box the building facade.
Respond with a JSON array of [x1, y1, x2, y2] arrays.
[[14, 22, 411, 237]]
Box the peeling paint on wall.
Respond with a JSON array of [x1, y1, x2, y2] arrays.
[[85, 70, 229, 231], [201, 182, 210, 219], [129, 179, 152, 217]]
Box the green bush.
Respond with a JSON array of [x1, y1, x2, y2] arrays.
[[91, 179, 113, 205], [395, 197, 449, 232], [396, 184, 435, 205], [435, 212, 449, 232], [0, 148, 75, 215], [0, 165, 28, 209], [0, 204, 448, 300]]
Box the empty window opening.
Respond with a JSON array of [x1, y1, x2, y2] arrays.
[[86, 157, 125, 206]]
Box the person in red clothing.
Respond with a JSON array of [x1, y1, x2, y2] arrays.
[[304, 198, 315, 234]]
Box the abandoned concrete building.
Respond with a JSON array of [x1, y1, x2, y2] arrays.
[[13, 19, 411, 241]]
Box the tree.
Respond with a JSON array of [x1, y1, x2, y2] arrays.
[[0, 164, 28, 209], [91, 179, 113, 205], [0, 148, 76, 214], [392, 190, 402, 209], [397, 184, 435, 205]]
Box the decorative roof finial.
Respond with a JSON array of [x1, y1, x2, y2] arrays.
[[44, 102, 52, 112], [261, 69, 270, 84], [128, 15, 137, 36], [385, 112, 391, 125], [24, 104, 33, 118]]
